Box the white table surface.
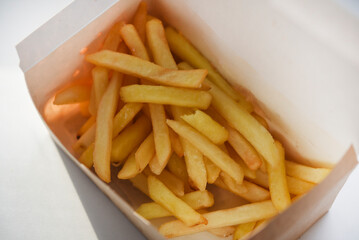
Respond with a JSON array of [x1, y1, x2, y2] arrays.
[[1, 1, 358, 239]]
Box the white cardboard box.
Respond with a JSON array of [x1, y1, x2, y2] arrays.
[[17, 0, 359, 239]]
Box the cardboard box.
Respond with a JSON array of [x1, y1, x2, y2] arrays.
[[16, 0, 358, 239]]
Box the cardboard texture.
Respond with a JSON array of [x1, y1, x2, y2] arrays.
[[17, 0, 358, 239]]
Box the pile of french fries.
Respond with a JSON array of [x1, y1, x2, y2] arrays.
[[53, 2, 332, 239]]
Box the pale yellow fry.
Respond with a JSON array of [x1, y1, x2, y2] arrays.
[[93, 72, 122, 183], [137, 190, 214, 219], [171, 106, 207, 191], [120, 24, 150, 60], [130, 173, 149, 196], [159, 200, 277, 238], [251, 112, 269, 130], [285, 160, 331, 184], [73, 124, 95, 150], [181, 110, 228, 145], [145, 168, 185, 197], [111, 115, 151, 163], [135, 132, 155, 171], [149, 104, 172, 174], [167, 119, 244, 184], [54, 84, 91, 105], [102, 21, 124, 51], [77, 115, 96, 137], [267, 141, 291, 212], [168, 128, 184, 157], [166, 154, 188, 183], [113, 102, 143, 138], [207, 80, 279, 168], [220, 171, 247, 195], [214, 178, 270, 203], [132, 1, 147, 43], [204, 157, 221, 184], [146, 18, 177, 69], [147, 175, 206, 226], [233, 221, 256, 240], [120, 84, 211, 109], [117, 151, 140, 179], [227, 127, 262, 171], [79, 143, 94, 168], [86, 50, 207, 88], [92, 66, 109, 108], [251, 170, 315, 195], [208, 226, 235, 238]]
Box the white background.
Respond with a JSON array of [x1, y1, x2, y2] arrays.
[[0, 0, 358, 239]]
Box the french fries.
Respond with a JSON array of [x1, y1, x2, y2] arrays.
[[285, 160, 331, 184], [111, 115, 151, 163], [167, 119, 244, 184], [181, 110, 228, 145], [137, 190, 214, 219], [86, 50, 207, 88], [56, 4, 333, 238], [93, 72, 123, 182], [159, 200, 277, 238], [120, 84, 212, 109], [147, 175, 207, 227]]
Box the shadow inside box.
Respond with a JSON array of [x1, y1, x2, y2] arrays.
[[55, 144, 147, 240]]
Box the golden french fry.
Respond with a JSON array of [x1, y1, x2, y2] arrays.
[[147, 175, 206, 226], [181, 110, 228, 145], [227, 126, 262, 171], [167, 119, 244, 184], [132, 1, 147, 43], [120, 24, 150, 60], [171, 106, 207, 191], [149, 103, 171, 174], [77, 116, 96, 137], [93, 72, 123, 182], [144, 168, 185, 197], [73, 124, 95, 150], [168, 128, 184, 157], [79, 143, 94, 168], [137, 190, 214, 219], [117, 151, 140, 179], [111, 115, 151, 163], [92, 66, 109, 108], [250, 170, 315, 195], [204, 157, 221, 184], [146, 19, 177, 69], [207, 80, 279, 168], [166, 154, 188, 183], [86, 50, 207, 88], [207, 226, 235, 238], [135, 132, 155, 171], [78, 101, 90, 117], [214, 178, 270, 203], [285, 160, 331, 184], [113, 102, 143, 138], [233, 222, 256, 240], [54, 84, 91, 105], [267, 141, 291, 212], [129, 173, 149, 196], [159, 200, 277, 238], [120, 84, 212, 109], [102, 21, 124, 51]]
